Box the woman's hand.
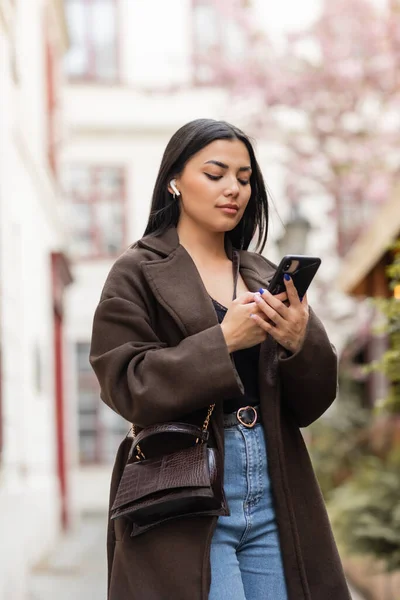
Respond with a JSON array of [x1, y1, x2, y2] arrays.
[[250, 275, 309, 353], [220, 290, 287, 353]]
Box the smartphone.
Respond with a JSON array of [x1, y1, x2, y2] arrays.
[[267, 255, 321, 298]]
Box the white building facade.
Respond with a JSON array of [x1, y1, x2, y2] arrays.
[[0, 1, 74, 598]]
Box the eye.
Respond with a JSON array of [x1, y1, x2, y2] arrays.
[[205, 173, 222, 181], [238, 179, 250, 186]]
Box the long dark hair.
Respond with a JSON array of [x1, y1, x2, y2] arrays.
[[143, 118, 269, 252]]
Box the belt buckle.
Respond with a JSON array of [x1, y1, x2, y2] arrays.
[[236, 405, 257, 428]]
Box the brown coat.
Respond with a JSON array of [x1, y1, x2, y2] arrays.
[[90, 226, 351, 600]]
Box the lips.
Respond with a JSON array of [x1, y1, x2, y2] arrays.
[[218, 204, 239, 212]]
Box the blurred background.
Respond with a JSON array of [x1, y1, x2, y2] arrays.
[[0, 0, 399, 598]]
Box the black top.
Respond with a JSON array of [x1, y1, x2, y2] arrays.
[[211, 298, 260, 413]]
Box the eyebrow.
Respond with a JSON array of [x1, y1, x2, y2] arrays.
[[204, 160, 252, 172]]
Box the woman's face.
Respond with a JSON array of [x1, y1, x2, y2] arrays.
[[172, 139, 252, 234]]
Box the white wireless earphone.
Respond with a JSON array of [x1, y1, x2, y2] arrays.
[[170, 179, 180, 197]]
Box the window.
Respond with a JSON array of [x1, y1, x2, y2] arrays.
[[192, 0, 221, 84], [64, 0, 119, 82], [76, 343, 128, 464], [192, 0, 250, 84], [63, 165, 126, 259]]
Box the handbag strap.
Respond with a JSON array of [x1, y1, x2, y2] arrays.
[[131, 248, 241, 460], [232, 248, 240, 301], [128, 422, 209, 462]]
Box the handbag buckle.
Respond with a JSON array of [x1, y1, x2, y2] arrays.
[[236, 406, 257, 428]]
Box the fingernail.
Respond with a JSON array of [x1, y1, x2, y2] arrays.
[[299, 296, 303, 302], [284, 274, 291, 281], [258, 288, 265, 294], [254, 294, 261, 302]]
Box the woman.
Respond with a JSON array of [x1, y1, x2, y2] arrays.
[[90, 119, 351, 600]]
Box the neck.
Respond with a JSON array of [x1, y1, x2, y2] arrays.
[[177, 219, 228, 264]]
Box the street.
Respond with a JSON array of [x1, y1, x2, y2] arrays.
[[28, 513, 365, 600], [28, 513, 108, 600]]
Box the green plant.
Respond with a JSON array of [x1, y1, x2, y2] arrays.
[[367, 242, 400, 414], [328, 454, 400, 574], [308, 397, 370, 499]]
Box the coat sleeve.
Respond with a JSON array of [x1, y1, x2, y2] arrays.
[[278, 307, 338, 428], [89, 255, 244, 428]]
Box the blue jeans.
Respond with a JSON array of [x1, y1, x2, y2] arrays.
[[209, 423, 288, 600]]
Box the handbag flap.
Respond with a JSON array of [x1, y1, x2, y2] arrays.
[[111, 443, 211, 511]]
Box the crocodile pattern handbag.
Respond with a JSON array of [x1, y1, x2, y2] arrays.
[[110, 406, 223, 537]]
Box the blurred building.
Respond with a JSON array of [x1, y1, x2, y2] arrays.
[[0, 1, 75, 599]]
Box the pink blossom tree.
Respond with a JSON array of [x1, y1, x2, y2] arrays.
[[207, 0, 400, 255]]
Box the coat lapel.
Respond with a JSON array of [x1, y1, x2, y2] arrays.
[[238, 250, 276, 294], [138, 227, 276, 338], [141, 244, 219, 337]]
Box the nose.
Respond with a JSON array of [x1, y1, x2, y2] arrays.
[[224, 177, 240, 197]]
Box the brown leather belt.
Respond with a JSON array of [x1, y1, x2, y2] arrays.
[[223, 405, 262, 428]]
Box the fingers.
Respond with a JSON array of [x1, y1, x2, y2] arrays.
[[236, 293, 272, 319], [275, 291, 288, 303], [251, 311, 302, 352], [236, 291, 257, 305], [283, 274, 302, 306], [251, 313, 284, 344], [251, 280, 309, 353], [257, 288, 290, 319], [253, 293, 284, 325], [250, 313, 274, 333], [250, 314, 291, 349]]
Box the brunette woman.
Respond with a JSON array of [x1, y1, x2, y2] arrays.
[[90, 118, 351, 600]]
